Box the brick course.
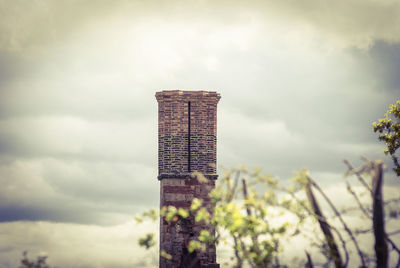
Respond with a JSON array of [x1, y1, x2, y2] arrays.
[[156, 90, 220, 268]]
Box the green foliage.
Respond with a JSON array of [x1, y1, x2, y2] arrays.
[[134, 209, 158, 223], [133, 98, 400, 267], [194, 207, 211, 224], [190, 198, 203, 211], [373, 99, 400, 176], [137, 168, 310, 267], [138, 233, 156, 249], [198, 230, 214, 244], [164, 206, 178, 222], [160, 250, 172, 260], [137, 162, 400, 268], [177, 207, 189, 218], [188, 240, 206, 253]]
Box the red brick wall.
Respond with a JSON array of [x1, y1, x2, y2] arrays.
[[156, 90, 220, 268]]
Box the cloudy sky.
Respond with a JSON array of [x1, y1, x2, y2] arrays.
[[0, 0, 399, 267]]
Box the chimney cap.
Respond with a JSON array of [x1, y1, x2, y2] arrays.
[[155, 90, 221, 102]]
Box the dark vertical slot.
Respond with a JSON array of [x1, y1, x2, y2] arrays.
[[188, 101, 191, 173]]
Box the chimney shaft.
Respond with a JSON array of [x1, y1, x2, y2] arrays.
[[156, 90, 220, 268]]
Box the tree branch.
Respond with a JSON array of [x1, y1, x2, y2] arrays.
[[305, 179, 344, 268], [309, 176, 366, 267], [372, 161, 388, 268]]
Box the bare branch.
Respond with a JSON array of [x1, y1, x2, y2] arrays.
[[309, 175, 366, 267], [372, 161, 388, 268], [345, 181, 371, 218], [343, 159, 372, 193], [305, 179, 344, 268], [305, 251, 314, 268]]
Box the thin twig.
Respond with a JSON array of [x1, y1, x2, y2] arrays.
[[385, 235, 400, 255], [384, 197, 400, 205], [339, 206, 371, 214], [343, 159, 372, 194], [345, 181, 371, 218], [279, 182, 351, 265], [388, 229, 400, 236], [274, 176, 349, 266], [354, 228, 373, 235], [242, 178, 265, 268], [233, 235, 243, 268], [240, 238, 256, 268]]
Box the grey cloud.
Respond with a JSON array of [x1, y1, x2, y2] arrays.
[[0, 221, 159, 268], [362, 40, 400, 91], [0, 202, 144, 225], [0, 0, 398, 227], [2, 0, 400, 54], [0, 1, 398, 267], [165, 39, 392, 177], [42, 160, 158, 206], [0, 0, 126, 53], [0, 204, 95, 224], [261, 0, 400, 48], [0, 78, 157, 120], [0, 158, 158, 225], [0, 115, 157, 165], [1, 0, 399, 122], [0, 52, 21, 86]]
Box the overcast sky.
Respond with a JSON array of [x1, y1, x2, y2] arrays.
[[0, 0, 399, 267]]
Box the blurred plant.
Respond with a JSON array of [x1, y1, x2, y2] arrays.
[[19, 251, 50, 268], [138, 233, 156, 249], [134, 100, 400, 267], [137, 159, 400, 268], [137, 168, 308, 267], [373, 100, 400, 176]]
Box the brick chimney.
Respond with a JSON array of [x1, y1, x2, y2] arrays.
[[156, 90, 220, 268]]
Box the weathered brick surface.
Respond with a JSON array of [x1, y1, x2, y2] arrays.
[[156, 90, 220, 177], [156, 90, 220, 268]]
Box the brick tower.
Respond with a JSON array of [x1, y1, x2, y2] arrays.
[[156, 90, 220, 268]]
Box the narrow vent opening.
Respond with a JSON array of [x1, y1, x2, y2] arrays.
[[188, 101, 191, 173]]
